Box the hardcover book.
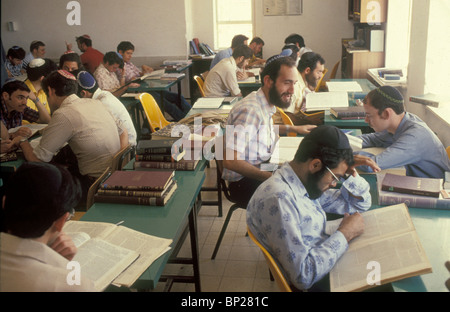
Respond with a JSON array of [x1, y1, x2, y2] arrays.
[[136, 138, 183, 155], [134, 159, 199, 171], [330, 106, 366, 119], [100, 170, 175, 191], [381, 173, 442, 198]]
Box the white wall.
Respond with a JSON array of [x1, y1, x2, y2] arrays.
[[1, 0, 188, 64]]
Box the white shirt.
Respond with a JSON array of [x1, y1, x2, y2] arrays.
[[33, 94, 124, 178], [92, 88, 137, 146], [0, 233, 96, 292], [204, 56, 241, 97]]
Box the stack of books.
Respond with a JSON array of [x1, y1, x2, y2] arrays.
[[377, 173, 450, 210], [330, 106, 366, 120], [94, 170, 177, 206], [134, 138, 199, 171]]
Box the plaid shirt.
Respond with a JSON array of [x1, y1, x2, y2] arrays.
[[1, 97, 39, 130], [222, 89, 278, 182]]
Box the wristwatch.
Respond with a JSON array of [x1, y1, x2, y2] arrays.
[[19, 137, 28, 143]]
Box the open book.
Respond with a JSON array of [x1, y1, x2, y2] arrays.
[[64, 221, 172, 290], [268, 136, 304, 168], [327, 204, 432, 292]]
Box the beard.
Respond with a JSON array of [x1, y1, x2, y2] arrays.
[[269, 84, 292, 109], [305, 72, 319, 89], [304, 169, 327, 200]]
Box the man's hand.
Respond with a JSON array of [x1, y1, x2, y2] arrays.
[[293, 124, 317, 135], [352, 154, 381, 173], [49, 232, 77, 261], [337, 212, 365, 242], [142, 65, 153, 74], [10, 127, 32, 139]]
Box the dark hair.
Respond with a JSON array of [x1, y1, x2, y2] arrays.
[[30, 41, 45, 53], [103, 51, 124, 67], [59, 52, 83, 71], [231, 35, 249, 49], [363, 86, 405, 115], [284, 34, 306, 48], [297, 52, 325, 73], [1, 80, 30, 96], [2, 162, 82, 238], [42, 70, 78, 97], [294, 145, 354, 169], [117, 41, 135, 53], [26, 59, 56, 81], [250, 37, 265, 46], [6, 46, 26, 60], [260, 56, 296, 87], [77, 36, 92, 47], [232, 45, 253, 60]]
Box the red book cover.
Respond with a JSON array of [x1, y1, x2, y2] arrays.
[[100, 170, 174, 191]]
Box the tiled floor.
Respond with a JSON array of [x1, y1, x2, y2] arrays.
[[152, 164, 280, 292]]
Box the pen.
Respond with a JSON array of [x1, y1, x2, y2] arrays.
[[116, 220, 124, 226]]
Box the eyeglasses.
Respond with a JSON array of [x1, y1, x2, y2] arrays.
[[325, 166, 349, 185]]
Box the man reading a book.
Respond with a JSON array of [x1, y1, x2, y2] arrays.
[[0, 162, 96, 291], [222, 54, 316, 206], [272, 52, 325, 126], [355, 86, 450, 179], [18, 70, 129, 208], [247, 125, 377, 291]]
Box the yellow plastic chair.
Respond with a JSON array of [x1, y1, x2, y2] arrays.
[[446, 146, 450, 159], [315, 68, 328, 92], [138, 92, 171, 132], [247, 227, 292, 292], [276, 107, 297, 137], [194, 75, 206, 97], [329, 61, 340, 80]]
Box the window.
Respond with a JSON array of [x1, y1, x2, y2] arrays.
[[425, 0, 450, 97], [214, 0, 254, 50]]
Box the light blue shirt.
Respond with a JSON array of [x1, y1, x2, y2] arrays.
[[210, 47, 232, 70], [247, 163, 371, 290], [357, 112, 450, 179]]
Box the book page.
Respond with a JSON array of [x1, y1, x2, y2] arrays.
[[72, 238, 139, 292], [330, 231, 432, 292], [66, 232, 91, 248], [63, 221, 118, 240], [305, 91, 349, 111], [326, 81, 363, 92], [193, 97, 225, 109], [101, 226, 173, 287]]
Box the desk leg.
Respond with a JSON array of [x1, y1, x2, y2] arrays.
[[189, 200, 201, 292], [177, 80, 182, 109], [160, 91, 165, 115]]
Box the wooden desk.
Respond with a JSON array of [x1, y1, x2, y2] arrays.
[[363, 174, 450, 292], [238, 79, 261, 97], [81, 160, 207, 291]]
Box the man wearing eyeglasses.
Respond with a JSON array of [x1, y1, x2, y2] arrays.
[[247, 125, 380, 291]]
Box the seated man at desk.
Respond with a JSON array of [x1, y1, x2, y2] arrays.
[[273, 52, 325, 126], [0, 162, 96, 292], [247, 126, 378, 291], [94, 51, 138, 98], [222, 54, 316, 206], [70, 34, 104, 74], [1, 80, 51, 138], [76, 70, 137, 147], [18, 70, 129, 206], [116, 41, 190, 121], [355, 86, 450, 179], [59, 52, 84, 74], [210, 34, 249, 70], [248, 37, 266, 68], [24, 58, 56, 118], [284, 33, 312, 59], [204, 45, 253, 98]]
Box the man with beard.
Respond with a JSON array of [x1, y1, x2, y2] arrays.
[[273, 52, 326, 126], [247, 125, 380, 291], [222, 55, 316, 206], [204, 44, 253, 98]]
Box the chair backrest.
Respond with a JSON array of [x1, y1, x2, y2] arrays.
[[329, 61, 340, 80], [111, 144, 134, 172], [276, 107, 297, 137], [315, 68, 328, 92], [446, 146, 450, 160], [194, 75, 206, 97], [247, 227, 292, 292], [214, 158, 234, 203], [86, 166, 111, 210], [139, 93, 171, 132]]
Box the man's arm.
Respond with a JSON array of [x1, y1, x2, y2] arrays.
[[278, 124, 316, 135], [28, 92, 51, 124], [18, 140, 42, 162]]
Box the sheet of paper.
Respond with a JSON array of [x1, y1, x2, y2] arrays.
[[193, 97, 225, 109], [305, 91, 349, 111], [326, 81, 363, 92]]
